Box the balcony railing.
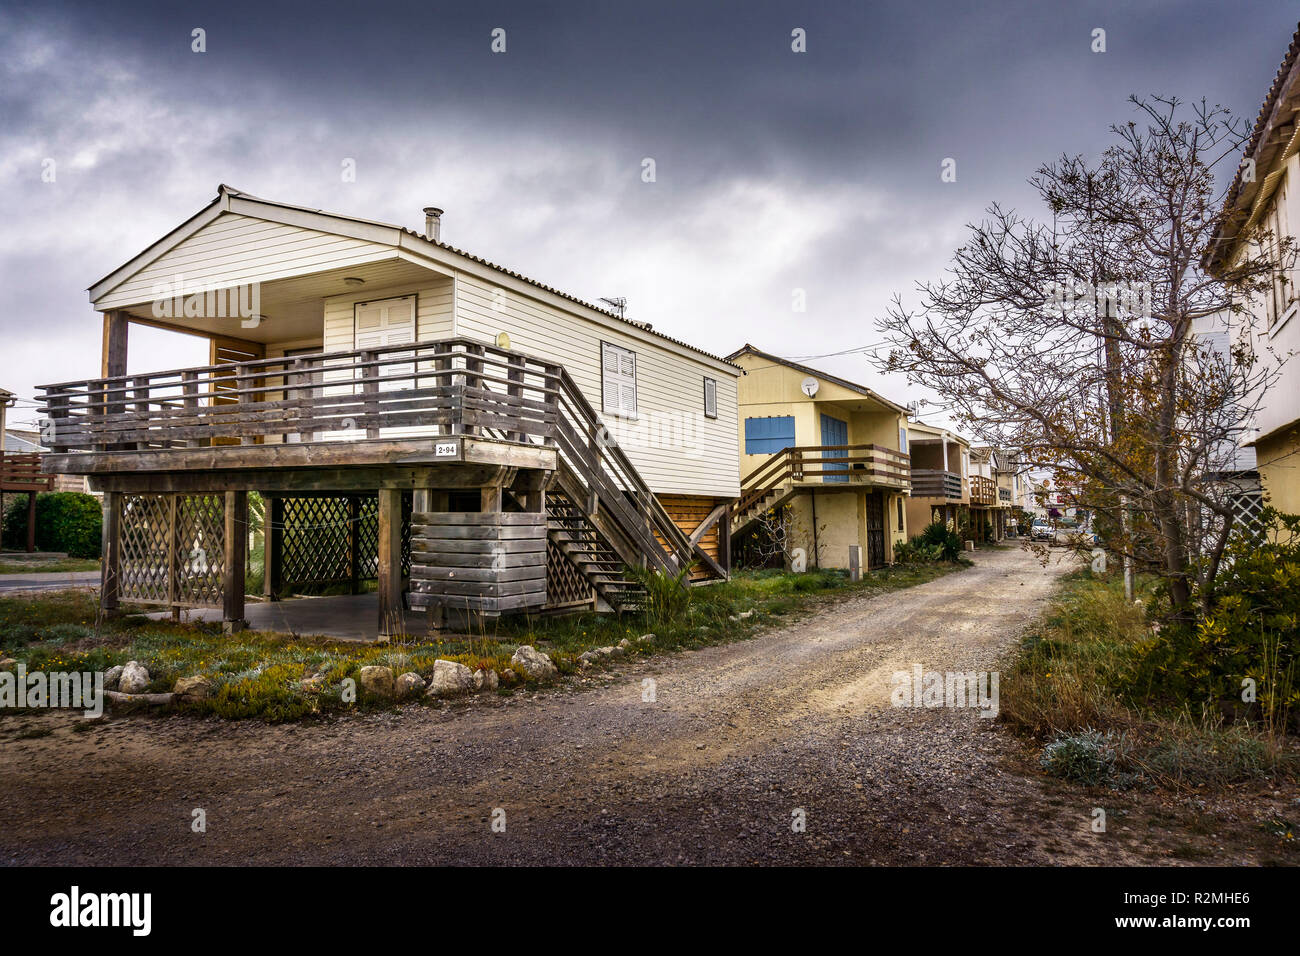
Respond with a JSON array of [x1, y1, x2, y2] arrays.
[[0, 452, 53, 491], [733, 444, 911, 519], [37, 337, 697, 578], [910, 469, 963, 499], [969, 475, 996, 506], [39, 339, 561, 452]]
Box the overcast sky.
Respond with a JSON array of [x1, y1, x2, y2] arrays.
[[1, 0, 1297, 431]]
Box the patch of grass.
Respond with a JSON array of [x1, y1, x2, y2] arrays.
[[1005, 568, 1300, 790], [0, 558, 101, 574], [0, 561, 962, 723]]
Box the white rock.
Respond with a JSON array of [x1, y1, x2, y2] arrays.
[[358, 665, 395, 698], [473, 668, 499, 692], [638, 633, 655, 644], [617, 637, 633, 649], [426, 659, 475, 697], [510, 645, 557, 679], [395, 672, 426, 698], [118, 660, 150, 695], [103, 664, 124, 690]]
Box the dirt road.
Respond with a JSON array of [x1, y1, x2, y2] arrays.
[[0, 547, 1241, 865]]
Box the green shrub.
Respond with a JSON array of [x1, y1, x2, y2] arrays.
[[916, 521, 962, 562], [1040, 728, 1127, 785], [626, 563, 694, 629], [1122, 509, 1300, 725], [894, 539, 944, 563], [2, 492, 102, 558]]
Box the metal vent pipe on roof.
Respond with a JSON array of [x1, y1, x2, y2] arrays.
[[423, 206, 443, 242]]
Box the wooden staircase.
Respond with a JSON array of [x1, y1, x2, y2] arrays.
[[545, 484, 645, 612], [729, 443, 912, 540], [730, 485, 801, 541], [473, 346, 696, 611]]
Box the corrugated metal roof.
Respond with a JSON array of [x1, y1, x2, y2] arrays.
[[4, 431, 43, 453], [1208, 21, 1300, 269]]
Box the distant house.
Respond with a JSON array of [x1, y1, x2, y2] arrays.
[[903, 420, 970, 533], [970, 446, 1017, 538], [38, 185, 741, 633], [4, 430, 86, 493], [1205, 22, 1300, 526], [726, 346, 911, 570]]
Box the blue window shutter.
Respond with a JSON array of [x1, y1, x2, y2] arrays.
[[744, 416, 795, 454]]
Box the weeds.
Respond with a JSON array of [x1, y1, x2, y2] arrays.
[[1006, 568, 1299, 791]]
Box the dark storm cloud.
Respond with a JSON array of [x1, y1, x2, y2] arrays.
[[1, 0, 1297, 428]]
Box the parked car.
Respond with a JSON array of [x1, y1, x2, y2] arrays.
[[1030, 520, 1053, 542], [1053, 526, 1100, 547]]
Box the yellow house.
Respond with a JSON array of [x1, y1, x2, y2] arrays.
[[726, 346, 911, 570], [1205, 22, 1300, 524], [903, 420, 971, 534], [970, 445, 1016, 539]]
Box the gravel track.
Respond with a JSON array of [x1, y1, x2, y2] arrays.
[[3, 547, 1158, 866]]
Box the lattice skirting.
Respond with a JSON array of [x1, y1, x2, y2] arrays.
[[547, 538, 595, 608], [278, 493, 411, 591], [119, 493, 226, 607]]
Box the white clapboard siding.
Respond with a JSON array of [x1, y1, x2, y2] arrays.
[[454, 273, 740, 497], [97, 213, 398, 310]]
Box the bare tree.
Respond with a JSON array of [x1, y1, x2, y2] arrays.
[[877, 96, 1290, 621]]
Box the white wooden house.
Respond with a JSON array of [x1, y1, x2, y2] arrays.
[[41, 185, 740, 633]]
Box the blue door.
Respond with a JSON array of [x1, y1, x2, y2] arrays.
[[820, 414, 848, 482]]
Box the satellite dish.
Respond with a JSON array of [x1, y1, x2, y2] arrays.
[[800, 376, 819, 397]]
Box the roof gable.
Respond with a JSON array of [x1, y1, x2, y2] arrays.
[[726, 344, 907, 413], [89, 185, 737, 369]]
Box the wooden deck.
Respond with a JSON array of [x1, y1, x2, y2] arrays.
[[969, 475, 996, 506], [730, 443, 910, 537], [910, 469, 963, 500], [0, 452, 52, 493], [36, 337, 712, 633], [0, 453, 52, 553]]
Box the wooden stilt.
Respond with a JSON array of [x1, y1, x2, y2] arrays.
[[377, 487, 403, 638], [100, 491, 121, 615], [25, 491, 36, 553], [223, 490, 247, 632], [263, 495, 283, 601]]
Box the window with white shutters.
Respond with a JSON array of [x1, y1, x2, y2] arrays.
[[353, 295, 416, 390], [601, 342, 637, 417], [703, 377, 717, 419]]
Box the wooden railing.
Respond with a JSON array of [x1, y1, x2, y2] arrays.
[[732, 444, 911, 521], [38, 339, 558, 451], [0, 452, 52, 491], [970, 475, 996, 506], [37, 336, 694, 578], [911, 469, 963, 499], [548, 365, 694, 576]]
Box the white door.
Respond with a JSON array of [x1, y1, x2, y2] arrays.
[[354, 295, 416, 390]]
